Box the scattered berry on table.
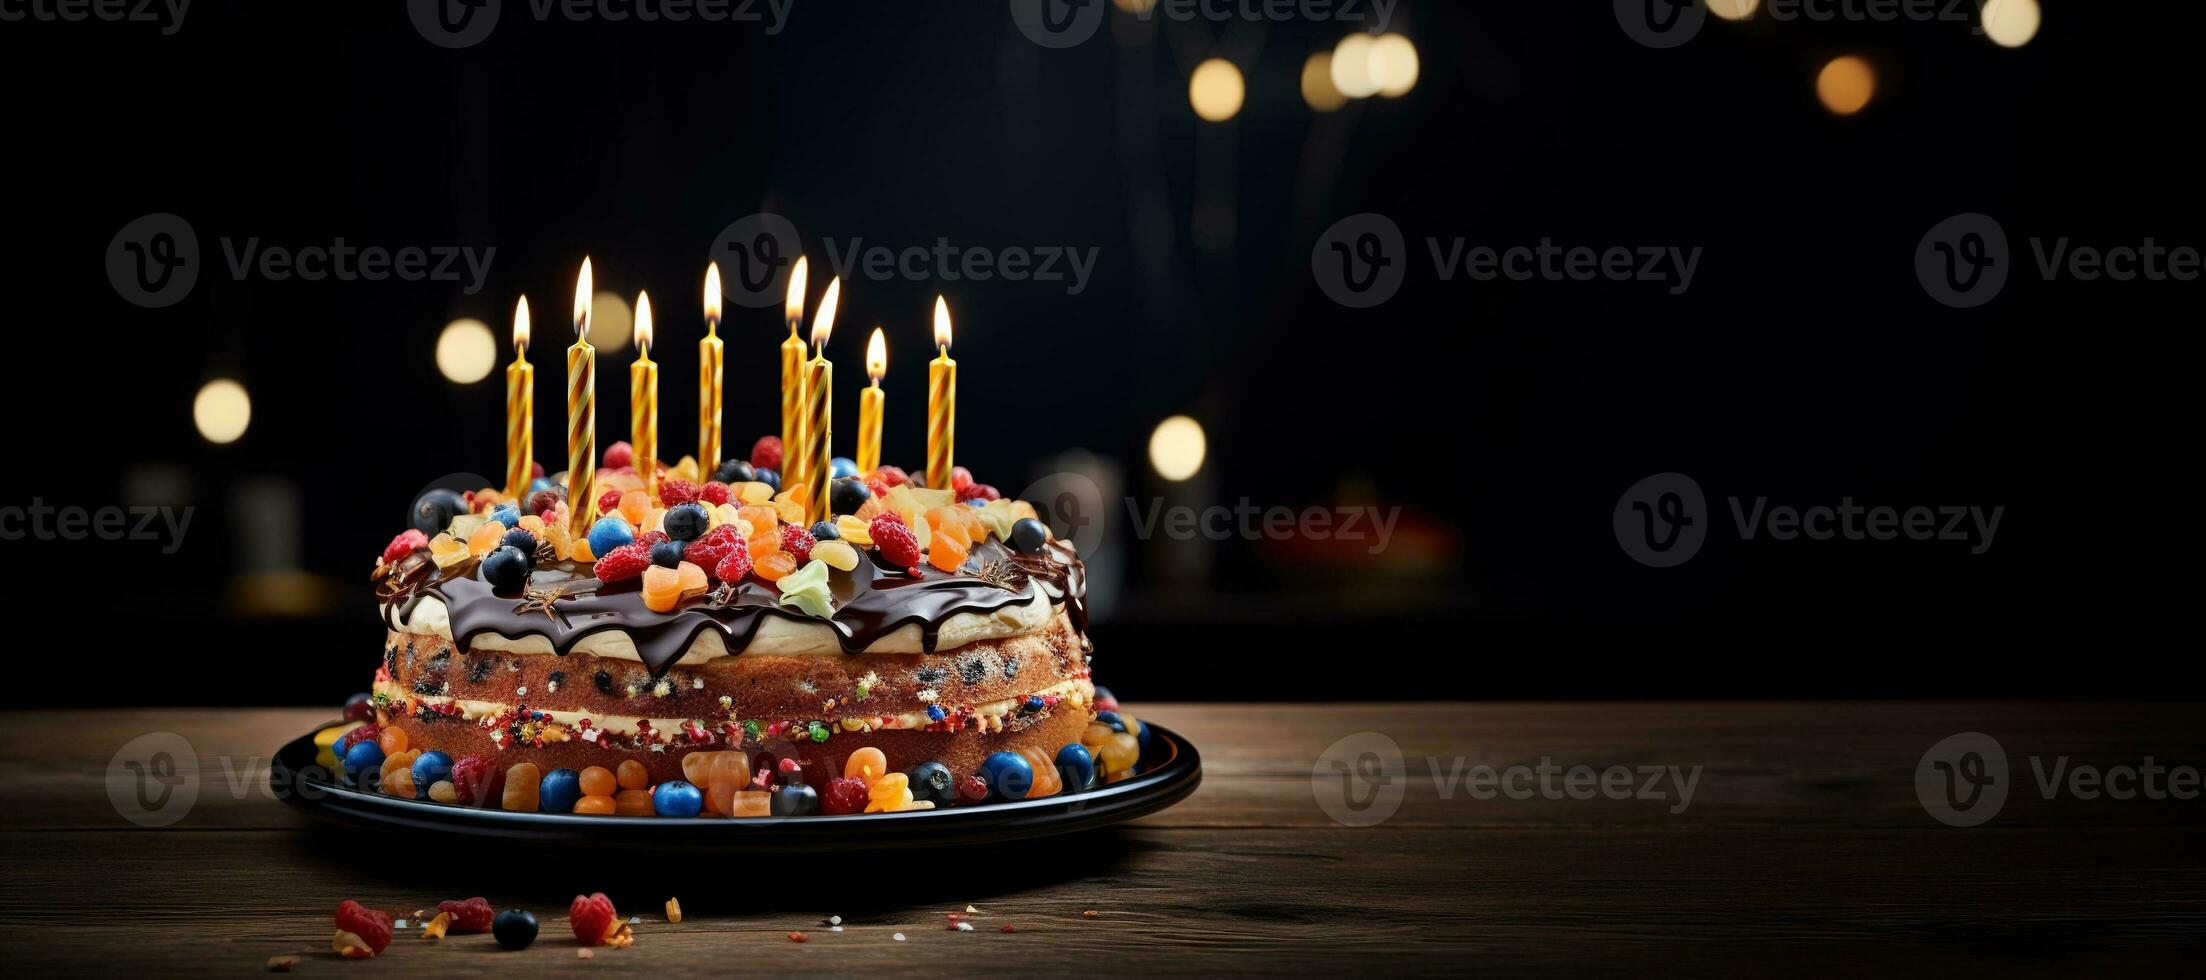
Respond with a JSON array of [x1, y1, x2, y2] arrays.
[[333, 900, 393, 958], [492, 909, 539, 950], [569, 893, 619, 946], [437, 897, 495, 934]]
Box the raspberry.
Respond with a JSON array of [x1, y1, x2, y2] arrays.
[[337, 723, 381, 754], [750, 435, 783, 471], [593, 543, 653, 582], [334, 900, 393, 955], [449, 756, 506, 808], [714, 547, 753, 584], [865, 477, 892, 502], [700, 481, 732, 506], [779, 522, 816, 564], [604, 440, 634, 469], [660, 479, 699, 506], [636, 530, 670, 550], [531, 461, 545, 479], [869, 514, 922, 569], [382, 529, 427, 565], [821, 776, 869, 815], [703, 522, 743, 545], [875, 465, 909, 487], [437, 897, 495, 934], [684, 536, 736, 576], [951, 466, 974, 492], [956, 774, 989, 803], [569, 892, 620, 946], [597, 489, 624, 515], [958, 483, 1000, 503]]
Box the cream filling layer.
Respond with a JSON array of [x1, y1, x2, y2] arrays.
[[377, 676, 1093, 737], [399, 589, 1054, 663]]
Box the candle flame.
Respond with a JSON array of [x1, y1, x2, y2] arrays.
[[514, 295, 531, 352], [812, 276, 841, 349], [866, 327, 887, 381], [784, 254, 810, 331], [633, 290, 654, 357], [573, 256, 594, 341], [702, 262, 722, 330], [932, 295, 953, 349]]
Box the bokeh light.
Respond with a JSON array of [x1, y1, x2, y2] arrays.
[[434, 317, 497, 383], [588, 291, 632, 351], [1189, 58, 1245, 122], [1148, 415, 1207, 482], [1331, 34, 1379, 99], [1981, 0, 2040, 48], [193, 379, 251, 445], [1368, 34, 1419, 97], [1816, 56, 1875, 116], [1301, 52, 1347, 112], [1708, 0, 1760, 19]]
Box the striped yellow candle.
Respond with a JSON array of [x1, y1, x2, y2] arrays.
[[800, 277, 842, 524], [779, 254, 811, 489], [698, 262, 725, 476], [926, 295, 956, 491], [504, 295, 534, 503], [855, 327, 886, 476], [630, 290, 658, 500], [565, 258, 597, 539]]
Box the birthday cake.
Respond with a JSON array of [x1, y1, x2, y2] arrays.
[[345, 441, 1142, 817]]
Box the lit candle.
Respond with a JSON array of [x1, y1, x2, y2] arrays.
[[504, 295, 534, 503], [780, 254, 811, 489], [698, 262, 725, 477], [856, 327, 887, 476], [927, 295, 956, 491], [800, 278, 842, 523], [565, 258, 597, 539], [630, 290, 659, 500]]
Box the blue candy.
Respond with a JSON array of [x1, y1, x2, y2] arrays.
[[539, 768, 582, 813], [411, 750, 454, 792], [1055, 743, 1097, 792], [652, 780, 704, 817], [829, 457, 859, 480], [488, 504, 522, 529], [342, 740, 384, 785], [586, 516, 635, 557], [980, 750, 1034, 800], [1095, 710, 1126, 733], [528, 476, 558, 497]]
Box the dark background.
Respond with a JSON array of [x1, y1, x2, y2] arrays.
[[0, 1, 2195, 705]]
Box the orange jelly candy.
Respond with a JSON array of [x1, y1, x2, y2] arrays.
[[614, 789, 655, 816], [706, 780, 738, 816], [753, 551, 798, 582], [377, 727, 409, 755], [466, 521, 507, 556], [676, 561, 708, 595], [737, 505, 778, 531], [616, 759, 650, 791], [618, 490, 650, 526], [578, 766, 617, 797], [680, 751, 721, 787], [574, 794, 617, 815], [729, 790, 772, 817], [502, 763, 542, 811], [708, 751, 751, 789], [844, 747, 888, 787], [641, 565, 683, 612], [928, 535, 970, 572]]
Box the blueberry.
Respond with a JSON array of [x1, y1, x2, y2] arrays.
[[1056, 743, 1098, 792], [411, 750, 454, 792], [481, 546, 531, 593], [829, 456, 859, 480], [771, 782, 820, 817], [492, 909, 539, 950], [342, 740, 385, 786], [528, 476, 558, 496], [488, 504, 522, 529], [810, 521, 840, 541], [980, 750, 1033, 800], [587, 516, 635, 557], [538, 768, 582, 813], [409, 488, 469, 535], [652, 779, 705, 817], [755, 468, 780, 493], [500, 528, 538, 554], [663, 502, 710, 542], [907, 761, 955, 803], [342, 692, 374, 722], [714, 459, 758, 485], [1096, 710, 1126, 733], [1010, 518, 1049, 554], [650, 540, 685, 568], [829, 477, 871, 516]]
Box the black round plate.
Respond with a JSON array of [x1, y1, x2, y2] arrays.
[[273, 721, 1200, 853]]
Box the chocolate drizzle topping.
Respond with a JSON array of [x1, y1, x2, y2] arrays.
[[400, 537, 1089, 677]]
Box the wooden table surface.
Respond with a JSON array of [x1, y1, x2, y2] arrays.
[[3, 703, 2202, 975]]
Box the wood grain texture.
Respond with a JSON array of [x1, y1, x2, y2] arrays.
[[2, 703, 2201, 975]]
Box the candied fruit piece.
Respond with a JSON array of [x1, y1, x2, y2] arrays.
[[738, 504, 778, 530], [748, 528, 783, 560], [928, 535, 970, 573], [467, 521, 507, 557], [428, 780, 459, 804], [1100, 732, 1140, 773], [383, 768, 416, 798], [835, 514, 873, 547], [578, 766, 617, 797], [642, 565, 683, 613], [574, 793, 616, 815], [381, 749, 420, 780], [377, 727, 409, 755], [709, 751, 751, 789], [737, 481, 774, 505], [680, 751, 719, 787], [616, 760, 649, 791], [729, 790, 772, 817], [812, 539, 860, 571], [618, 490, 650, 526], [753, 551, 798, 582], [844, 747, 888, 787], [676, 560, 708, 595], [771, 495, 806, 526], [706, 779, 738, 816], [614, 789, 654, 815], [865, 772, 914, 813], [503, 763, 542, 811]]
